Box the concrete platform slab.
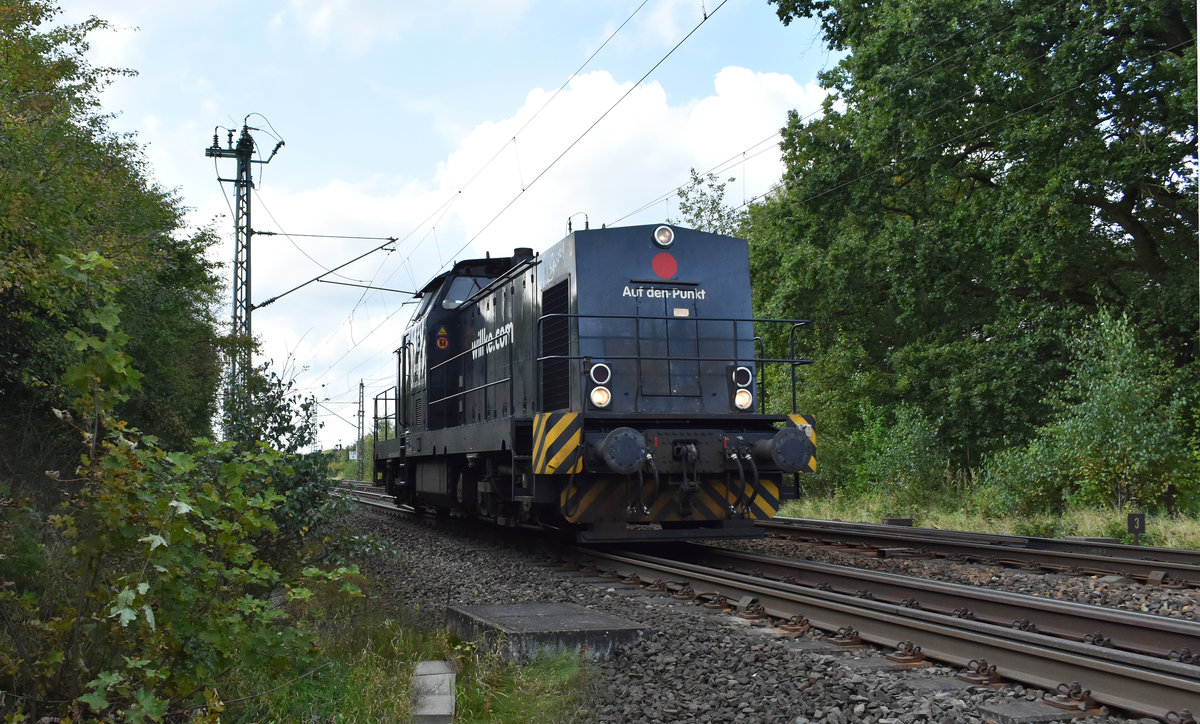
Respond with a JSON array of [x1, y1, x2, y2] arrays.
[[447, 602, 644, 662]]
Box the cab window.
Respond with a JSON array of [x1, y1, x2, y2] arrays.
[[414, 291, 436, 318], [441, 275, 492, 310]]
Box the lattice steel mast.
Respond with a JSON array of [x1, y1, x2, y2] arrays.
[[205, 122, 282, 409]]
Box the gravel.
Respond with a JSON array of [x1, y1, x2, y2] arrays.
[[350, 509, 1179, 723]]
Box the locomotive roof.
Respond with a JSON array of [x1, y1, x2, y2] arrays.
[[413, 251, 534, 299]]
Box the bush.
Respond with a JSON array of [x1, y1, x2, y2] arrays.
[[844, 402, 951, 514], [981, 308, 1198, 513], [0, 255, 360, 721], [764, 328, 896, 499]]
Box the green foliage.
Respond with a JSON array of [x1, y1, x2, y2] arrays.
[[455, 643, 587, 723], [844, 402, 950, 514], [783, 496, 1200, 548], [0, 258, 359, 721], [754, 0, 1198, 475], [1099, 518, 1161, 547], [1, 0, 225, 489], [223, 367, 329, 534], [1011, 517, 1079, 540], [221, 593, 435, 723], [0, 6, 380, 720], [117, 225, 224, 451], [761, 327, 891, 495], [981, 309, 1197, 513], [55, 252, 143, 427], [220, 595, 589, 723], [670, 168, 749, 237]]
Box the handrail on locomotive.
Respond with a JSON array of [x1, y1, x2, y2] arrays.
[[532, 312, 810, 414], [373, 314, 811, 442]]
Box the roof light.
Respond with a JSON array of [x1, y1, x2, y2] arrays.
[[653, 225, 675, 248]]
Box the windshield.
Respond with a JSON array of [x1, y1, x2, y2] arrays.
[[441, 275, 492, 310]]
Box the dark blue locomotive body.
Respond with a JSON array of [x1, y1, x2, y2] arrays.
[[373, 224, 814, 541]]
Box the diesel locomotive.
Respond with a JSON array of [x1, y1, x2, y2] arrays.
[[372, 223, 815, 541]]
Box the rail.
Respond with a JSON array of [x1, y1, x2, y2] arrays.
[[573, 543, 1200, 721], [761, 517, 1200, 587]]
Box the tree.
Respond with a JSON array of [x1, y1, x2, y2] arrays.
[[753, 0, 1197, 474], [0, 0, 225, 484], [671, 168, 749, 236]]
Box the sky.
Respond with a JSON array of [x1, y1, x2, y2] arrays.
[[55, 0, 835, 450]]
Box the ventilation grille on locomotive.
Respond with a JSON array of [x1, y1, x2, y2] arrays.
[[541, 280, 570, 411]]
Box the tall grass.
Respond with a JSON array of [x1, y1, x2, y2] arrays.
[[455, 644, 590, 723], [779, 495, 1200, 549], [220, 587, 590, 723]]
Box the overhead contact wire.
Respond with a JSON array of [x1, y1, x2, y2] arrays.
[[446, 0, 732, 262]]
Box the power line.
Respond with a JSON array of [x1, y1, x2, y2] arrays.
[[610, 0, 1154, 230], [269, 0, 1041, 408], [299, 1, 731, 402], [255, 231, 402, 241], [444, 0, 732, 263], [608, 131, 783, 226]]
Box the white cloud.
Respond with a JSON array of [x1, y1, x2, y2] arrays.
[[46, 0, 831, 449], [420, 67, 825, 259]]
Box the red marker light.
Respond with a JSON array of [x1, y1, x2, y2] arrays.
[[652, 252, 677, 279]]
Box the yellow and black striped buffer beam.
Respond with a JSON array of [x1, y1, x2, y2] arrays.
[[533, 412, 583, 475], [788, 413, 818, 473]]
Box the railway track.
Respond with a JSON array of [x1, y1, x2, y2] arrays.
[[337, 481, 397, 508], [342, 482, 1200, 587], [337, 482, 1198, 720], [762, 517, 1200, 587], [575, 543, 1200, 722]]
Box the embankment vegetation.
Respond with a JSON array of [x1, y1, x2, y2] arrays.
[[680, 0, 1198, 527]]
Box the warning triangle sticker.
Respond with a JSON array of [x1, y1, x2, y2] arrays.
[[437, 326, 447, 335]]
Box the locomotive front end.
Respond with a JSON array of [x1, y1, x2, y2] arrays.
[[533, 224, 815, 541]]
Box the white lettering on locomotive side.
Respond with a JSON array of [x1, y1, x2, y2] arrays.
[[621, 285, 708, 300], [471, 321, 514, 360]]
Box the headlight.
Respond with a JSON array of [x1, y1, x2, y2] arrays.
[[589, 362, 612, 385], [733, 388, 753, 410], [653, 225, 675, 248], [590, 386, 612, 408], [732, 366, 753, 387]]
